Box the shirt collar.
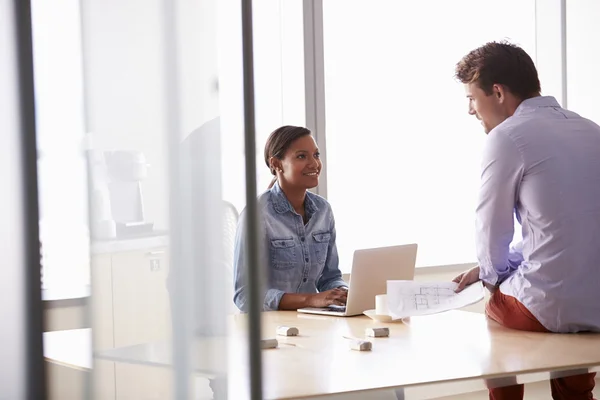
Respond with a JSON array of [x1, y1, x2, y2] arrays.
[[271, 181, 319, 216], [514, 96, 561, 116]]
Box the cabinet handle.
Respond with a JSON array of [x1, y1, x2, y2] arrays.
[[146, 250, 165, 256]]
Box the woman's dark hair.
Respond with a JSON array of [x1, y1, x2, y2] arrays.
[[264, 125, 311, 175]]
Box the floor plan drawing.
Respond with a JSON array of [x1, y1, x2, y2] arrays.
[[386, 281, 485, 319], [414, 285, 456, 310]]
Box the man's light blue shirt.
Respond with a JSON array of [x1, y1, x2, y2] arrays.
[[477, 96, 600, 332], [234, 182, 346, 312]]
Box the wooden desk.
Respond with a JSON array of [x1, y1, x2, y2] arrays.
[[47, 311, 600, 399]]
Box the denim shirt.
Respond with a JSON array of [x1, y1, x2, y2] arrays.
[[233, 182, 346, 312]]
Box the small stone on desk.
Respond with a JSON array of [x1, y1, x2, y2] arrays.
[[365, 327, 389, 337], [276, 326, 299, 336], [260, 338, 279, 349], [350, 340, 372, 351]]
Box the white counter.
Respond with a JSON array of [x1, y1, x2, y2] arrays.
[[91, 231, 168, 254]]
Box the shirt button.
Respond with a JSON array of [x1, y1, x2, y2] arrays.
[[303, 278, 308, 283], [301, 237, 305, 242], [305, 257, 309, 262]]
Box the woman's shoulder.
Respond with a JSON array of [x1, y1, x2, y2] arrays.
[[238, 190, 273, 220], [306, 191, 332, 212], [257, 189, 272, 205]]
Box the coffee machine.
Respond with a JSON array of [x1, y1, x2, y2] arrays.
[[89, 150, 154, 239]]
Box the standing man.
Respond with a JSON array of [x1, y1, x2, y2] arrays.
[[453, 41, 600, 400]]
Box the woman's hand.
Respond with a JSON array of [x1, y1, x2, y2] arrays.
[[306, 288, 347, 308]]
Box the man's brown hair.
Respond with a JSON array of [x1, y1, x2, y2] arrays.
[[455, 41, 541, 100]]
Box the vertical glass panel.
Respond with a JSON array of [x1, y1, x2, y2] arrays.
[[80, 0, 188, 397], [0, 2, 28, 398], [30, 0, 90, 398]]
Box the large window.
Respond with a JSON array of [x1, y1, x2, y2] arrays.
[[323, 0, 535, 268], [30, 0, 598, 289], [218, 0, 306, 212], [31, 0, 90, 289], [567, 0, 600, 125]]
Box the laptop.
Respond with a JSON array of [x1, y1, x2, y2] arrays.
[[297, 244, 418, 317]]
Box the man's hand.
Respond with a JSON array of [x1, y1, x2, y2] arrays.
[[307, 288, 347, 308], [452, 266, 481, 293]]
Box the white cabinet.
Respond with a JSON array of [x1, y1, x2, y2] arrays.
[[92, 244, 173, 400], [91, 253, 116, 400], [111, 248, 171, 346], [112, 248, 172, 400]]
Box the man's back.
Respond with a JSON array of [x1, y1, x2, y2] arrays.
[[481, 96, 600, 332]]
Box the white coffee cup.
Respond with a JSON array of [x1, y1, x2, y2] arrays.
[[375, 294, 389, 316]]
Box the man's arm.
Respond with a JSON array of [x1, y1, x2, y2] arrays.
[[476, 131, 524, 286]]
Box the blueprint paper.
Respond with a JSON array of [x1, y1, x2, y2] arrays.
[[386, 280, 485, 320]]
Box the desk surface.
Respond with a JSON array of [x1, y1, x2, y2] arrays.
[[46, 311, 600, 399], [42, 285, 90, 302], [44, 328, 92, 370]]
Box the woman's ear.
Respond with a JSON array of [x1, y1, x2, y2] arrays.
[[270, 157, 282, 173]]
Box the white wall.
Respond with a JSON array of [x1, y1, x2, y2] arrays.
[[81, 0, 169, 228], [80, 0, 220, 230]]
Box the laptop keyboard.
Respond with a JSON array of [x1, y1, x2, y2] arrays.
[[325, 305, 346, 312]]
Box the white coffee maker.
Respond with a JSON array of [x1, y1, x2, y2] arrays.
[[88, 150, 154, 239]]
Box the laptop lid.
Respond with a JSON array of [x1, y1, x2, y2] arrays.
[[343, 243, 417, 316]]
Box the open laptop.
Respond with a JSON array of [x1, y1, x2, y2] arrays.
[[297, 244, 418, 317]]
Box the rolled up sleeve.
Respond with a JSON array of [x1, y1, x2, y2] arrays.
[[264, 288, 285, 311]]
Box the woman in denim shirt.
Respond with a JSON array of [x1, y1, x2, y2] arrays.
[[233, 126, 348, 312]]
